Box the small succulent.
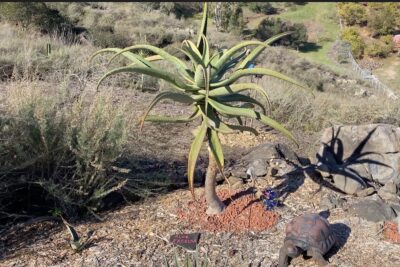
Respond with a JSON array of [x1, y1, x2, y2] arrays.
[[261, 188, 278, 210]]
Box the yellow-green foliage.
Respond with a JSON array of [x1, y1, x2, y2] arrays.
[[380, 35, 395, 46], [364, 40, 392, 58], [341, 27, 365, 58], [338, 3, 367, 26], [367, 3, 399, 36]]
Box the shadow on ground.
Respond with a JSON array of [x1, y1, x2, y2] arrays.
[[299, 42, 323, 53]]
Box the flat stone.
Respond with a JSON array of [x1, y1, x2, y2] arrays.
[[319, 193, 345, 210], [350, 197, 396, 222], [315, 124, 400, 187], [224, 176, 243, 189], [381, 180, 398, 194], [332, 173, 366, 195], [355, 187, 375, 197]]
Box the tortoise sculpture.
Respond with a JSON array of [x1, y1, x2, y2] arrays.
[[278, 213, 336, 267]]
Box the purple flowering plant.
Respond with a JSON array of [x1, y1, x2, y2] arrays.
[[261, 187, 278, 210]]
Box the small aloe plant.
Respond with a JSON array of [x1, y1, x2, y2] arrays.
[[92, 3, 306, 215]]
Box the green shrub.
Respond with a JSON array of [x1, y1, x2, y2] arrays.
[[89, 26, 131, 48], [338, 3, 367, 26], [367, 3, 398, 36], [0, 2, 72, 34], [341, 27, 365, 58], [248, 2, 277, 15], [256, 18, 308, 49], [364, 41, 391, 58], [146, 2, 203, 19], [0, 84, 133, 218], [217, 3, 245, 34], [380, 35, 394, 45]]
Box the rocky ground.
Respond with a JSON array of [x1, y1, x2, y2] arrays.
[[1, 90, 400, 267], [2, 179, 400, 267]]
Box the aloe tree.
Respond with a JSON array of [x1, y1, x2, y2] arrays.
[[92, 3, 306, 215]]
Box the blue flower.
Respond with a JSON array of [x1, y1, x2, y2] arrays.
[[261, 187, 278, 210]]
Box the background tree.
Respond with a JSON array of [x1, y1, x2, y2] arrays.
[[337, 3, 367, 26], [341, 27, 365, 58], [256, 18, 308, 49], [248, 2, 277, 15], [367, 3, 399, 37]]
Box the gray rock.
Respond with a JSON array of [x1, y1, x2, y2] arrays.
[[247, 158, 268, 177], [315, 124, 400, 195], [224, 176, 243, 189], [381, 180, 398, 194], [331, 173, 367, 195], [349, 196, 397, 222], [319, 193, 345, 210], [228, 143, 300, 179], [354, 187, 375, 197]]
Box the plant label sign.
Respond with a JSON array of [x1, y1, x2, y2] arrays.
[[169, 233, 200, 251]]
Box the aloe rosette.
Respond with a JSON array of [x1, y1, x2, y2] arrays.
[[92, 3, 307, 215]]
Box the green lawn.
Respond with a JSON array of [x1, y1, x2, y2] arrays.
[[244, 3, 344, 74], [374, 56, 400, 91], [276, 2, 343, 73]]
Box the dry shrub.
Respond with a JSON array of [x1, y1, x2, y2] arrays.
[[0, 80, 134, 221]]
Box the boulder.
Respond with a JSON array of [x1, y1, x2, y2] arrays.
[[315, 124, 400, 194], [222, 143, 301, 180], [349, 195, 397, 222]]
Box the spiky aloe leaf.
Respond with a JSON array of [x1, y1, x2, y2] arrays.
[[184, 40, 203, 61], [200, 106, 235, 134], [215, 94, 267, 115], [194, 65, 205, 87], [206, 83, 271, 108], [225, 124, 259, 135], [210, 48, 248, 81], [140, 92, 200, 130], [197, 2, 208, 54], [208, 129, 224, 168], [200, 34, 210, 66], [209, 50, 223, 66], [207, 98, 297, 145], [144, 109, 201, 123], [176, 47, 203, 68], [107, 44, 193, 81], [90, 48, 163, 65], [210, 67, 308, 90], [213, 41, 269, 73], [188, 120, 207, 197], [96, 65, 201, 92], [236, 32, 294, 70]]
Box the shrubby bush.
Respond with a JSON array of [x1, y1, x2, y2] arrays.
[[216, 3, 245, 34], [89, 26, 131, 48], [0, 2, 72, 34], [341, 27, 365, 58], [337, 3, 367, 26], [367, 3, 399, 36], [256, 18, 308, 49], [364, 40, 392, 58], [248, 2, 277, 15], [0, 84, 133, 219], [141, 2, 203, 19]]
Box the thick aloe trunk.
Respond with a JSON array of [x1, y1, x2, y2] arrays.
[[205, 149, 226, 215]]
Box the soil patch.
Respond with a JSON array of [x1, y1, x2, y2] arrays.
[[384, 221, 400, 244], [177, 188, 279, 233]]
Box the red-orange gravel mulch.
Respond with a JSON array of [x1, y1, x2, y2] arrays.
[[176, 188, 280, 233], [383, 221, 400, 243]]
